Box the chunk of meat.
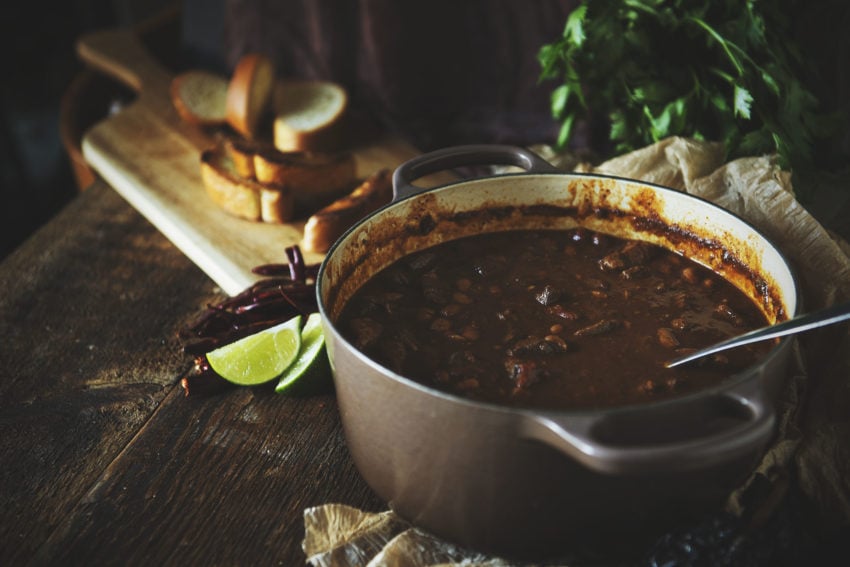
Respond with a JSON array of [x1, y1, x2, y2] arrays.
[[508, 335, 569, 356], [535, 284, 564, 306], [715, 301, 745, 327], [348, 318, 382, 349], [598, 241, 660, 271], [574, 319, 620, 337], [505, 357, 546, 393]]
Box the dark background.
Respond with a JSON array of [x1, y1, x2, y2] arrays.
[[0, 0, 569, 261], [0, 0, 176, 260], [2, 0, 848, 262]]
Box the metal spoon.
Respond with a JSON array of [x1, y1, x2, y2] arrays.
[[665, 300, 850, 368]]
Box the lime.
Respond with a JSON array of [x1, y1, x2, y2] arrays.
[[207, 315, 302, 385], [275, 312, 332, 395]]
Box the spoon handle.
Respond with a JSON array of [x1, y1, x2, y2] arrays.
[[665, 300, 850, 368]]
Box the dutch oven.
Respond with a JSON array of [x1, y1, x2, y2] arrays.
[[316, 145, 799, 559]]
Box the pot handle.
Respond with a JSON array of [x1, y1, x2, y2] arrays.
[[520, 383, 775, 475], [392, 144, 560, 201]]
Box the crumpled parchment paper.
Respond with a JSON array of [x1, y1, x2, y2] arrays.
[[304, 137, 850, 566]]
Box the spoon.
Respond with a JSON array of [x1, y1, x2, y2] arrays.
[[665, 300, 850, 368]]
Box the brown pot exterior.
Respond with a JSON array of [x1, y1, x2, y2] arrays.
[[317, 145, 799, 558]]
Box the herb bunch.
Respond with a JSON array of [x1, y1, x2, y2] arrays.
[[538, 0, 846, 200]]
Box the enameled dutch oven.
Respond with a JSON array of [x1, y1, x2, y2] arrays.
[[316, 145, 799, 559]]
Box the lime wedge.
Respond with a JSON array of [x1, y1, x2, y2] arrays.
[[275, 312, 332, 395], [207, 315, 302, 385]]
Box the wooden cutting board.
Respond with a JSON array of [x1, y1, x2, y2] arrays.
[[77, 28, 423, 296]]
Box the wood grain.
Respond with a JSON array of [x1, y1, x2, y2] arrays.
[[0, 181, 383, 565], [36, 387, 382, 565], [77, 28, 423, 296], [0, 183, 213, 563]]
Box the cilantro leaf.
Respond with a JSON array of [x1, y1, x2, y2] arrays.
[[536, 0, 847, 201], [733, 85, 753, 119]]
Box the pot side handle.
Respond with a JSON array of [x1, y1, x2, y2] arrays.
[[520, 386, 775, 475], [392, 144, 560, 201]]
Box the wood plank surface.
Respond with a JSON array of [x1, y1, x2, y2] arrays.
[[77, 28, 423, 296], [0, 181, 382, 565]]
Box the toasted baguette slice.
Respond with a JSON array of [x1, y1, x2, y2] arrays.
[[273, 80, 348, 152], [170, 70, 228, 126], [253, 147, 357, 211], [226, 53, 275, 139], [302, 169, 393, 253], [200, 143, 294, 223], [222, 136, 261, 179]]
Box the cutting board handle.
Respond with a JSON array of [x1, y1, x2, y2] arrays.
[[76, 28, 172, 96]]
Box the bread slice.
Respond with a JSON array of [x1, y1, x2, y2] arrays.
[[200, 143, 294, 223], [226, 53, 276, 139], [170, 70, 228, 126], [222, 136, 260, 179], [302, 169, 393, 253], [273, 80, 348, 152], [253, 147, 357, 212]]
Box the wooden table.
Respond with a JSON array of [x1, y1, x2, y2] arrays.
[[0, 179, 384, 565]]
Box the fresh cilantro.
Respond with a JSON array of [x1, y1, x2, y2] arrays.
[[537, 0, 848, 201]]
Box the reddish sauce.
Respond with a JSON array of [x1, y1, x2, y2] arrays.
[[337, 229, 772, 410]]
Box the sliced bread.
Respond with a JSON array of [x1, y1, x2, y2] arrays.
[[170, 70, 229, 126], [200, 142, 294, 223], [222, 136, 261, 179], [226, 53, 276, 139], [253, 146, 357, 212], [273, 80, 348, 152], [302, 169, 393, 253]]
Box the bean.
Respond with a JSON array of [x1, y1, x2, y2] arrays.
[[461, 325, 480, 340], [441, 303, 463, 317], [453, 291, 473, 304], [544, 334, 569, 351], [657, 327, 680, 348], [417, 307, 435, 322]]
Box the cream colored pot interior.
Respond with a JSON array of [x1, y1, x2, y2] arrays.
[[321, 173, 797, 327]]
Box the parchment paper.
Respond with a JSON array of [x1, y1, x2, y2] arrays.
[[304, 137, 850, 566]]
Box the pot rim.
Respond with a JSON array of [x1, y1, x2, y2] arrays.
[[317, 167, 800, 418], [318, 144, 802, 473]]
